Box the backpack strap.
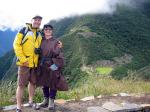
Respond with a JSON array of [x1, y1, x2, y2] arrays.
[[19, 27, 30, 45]]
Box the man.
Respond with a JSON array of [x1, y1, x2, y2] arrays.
[[13, 15, 43, 112]]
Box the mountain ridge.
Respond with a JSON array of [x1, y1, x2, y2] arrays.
[[1, 0, 150, 81], [0, 30, 16, 57]]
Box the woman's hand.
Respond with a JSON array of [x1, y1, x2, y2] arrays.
[[57, 41, 63, 48]]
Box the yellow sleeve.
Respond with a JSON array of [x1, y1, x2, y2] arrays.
[[13, 33, 27, 63]]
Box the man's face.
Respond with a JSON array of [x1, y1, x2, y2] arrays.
[[31, 18, 42, 28]]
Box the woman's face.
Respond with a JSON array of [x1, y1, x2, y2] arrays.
[[44, 27, 53, 37]]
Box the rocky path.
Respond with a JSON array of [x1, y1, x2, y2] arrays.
[[1, 93, 150, 112]]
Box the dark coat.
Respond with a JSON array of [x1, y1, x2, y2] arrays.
[[36, 37, 68, 91]]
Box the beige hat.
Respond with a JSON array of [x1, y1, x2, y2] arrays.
[[32, 15, 42, 19]]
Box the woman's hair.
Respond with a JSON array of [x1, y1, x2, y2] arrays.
[[42, 24, 53, 30]]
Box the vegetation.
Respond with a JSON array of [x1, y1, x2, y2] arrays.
[[0, 50, 14, 80], [52, 1, 150, 80], [96, 67, 113, 75], [1, 72, 150, 106], [0, 0, 150, 106]]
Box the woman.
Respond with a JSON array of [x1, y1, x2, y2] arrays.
[[36, 24, 68, 110]]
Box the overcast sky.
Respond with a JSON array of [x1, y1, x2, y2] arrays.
[[0, 0, 134, 31]]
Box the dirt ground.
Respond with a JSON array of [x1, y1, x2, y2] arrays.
[[3, 94, 150, 112]]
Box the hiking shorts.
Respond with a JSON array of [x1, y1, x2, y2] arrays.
[[17, 66, 37, 87]]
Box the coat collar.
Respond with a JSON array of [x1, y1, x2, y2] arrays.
[[26, 23, 41, 32]]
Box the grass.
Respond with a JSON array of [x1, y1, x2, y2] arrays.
[[96, 67, 113, 75], [1, 72, 150, 106], [0, 81, 16, 106]]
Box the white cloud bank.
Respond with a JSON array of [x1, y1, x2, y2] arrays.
[[0, 0, 135, 31]]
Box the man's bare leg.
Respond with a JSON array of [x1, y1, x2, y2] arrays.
[[16, 86, 24, 109], [28, 82, 35, 103]]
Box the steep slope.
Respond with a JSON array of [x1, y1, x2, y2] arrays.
[[0, 30, 16, 56], [0, 50, 15, 79], [49, 1, 150, 81], [1, 0, 150, 82]]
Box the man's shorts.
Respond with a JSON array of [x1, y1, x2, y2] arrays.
[[17, 66, 37, 87]]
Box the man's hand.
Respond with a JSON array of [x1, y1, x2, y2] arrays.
[[22, 61, 29, 67]]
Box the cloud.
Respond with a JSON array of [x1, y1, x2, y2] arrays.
[[0, 0, 136, 31]]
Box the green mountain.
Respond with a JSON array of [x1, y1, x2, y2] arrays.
[[49, 0, 150, 82], [1, 0, 150, 83], [0, 50, 15, 80], [0, 30, 17, 57]]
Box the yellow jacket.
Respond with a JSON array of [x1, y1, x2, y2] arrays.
[[13, 23, 42, 68]]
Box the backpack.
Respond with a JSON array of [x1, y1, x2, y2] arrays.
[[19, 27, 41, 45]]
